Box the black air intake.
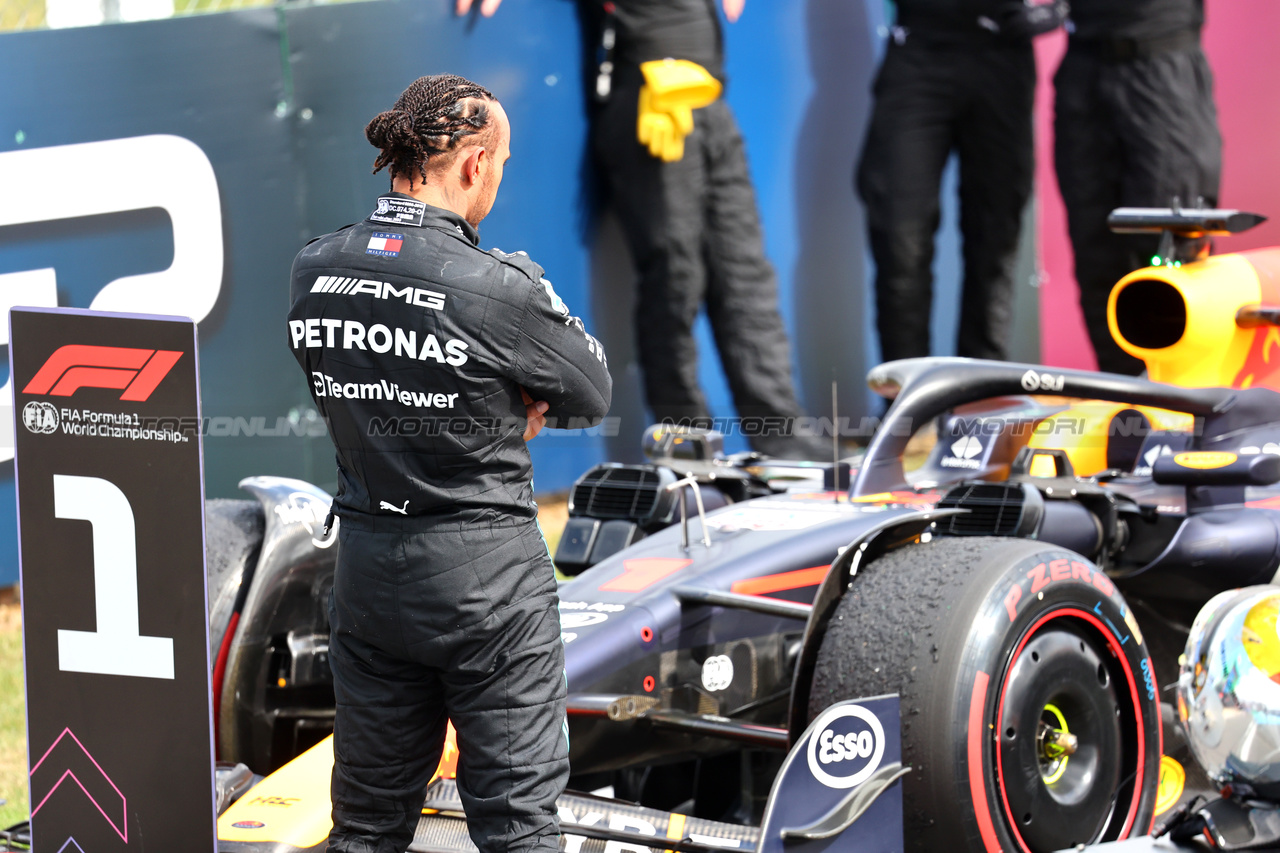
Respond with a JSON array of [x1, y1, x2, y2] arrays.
[[570, 464, 665, 521], [936, 483, 1033, 536]]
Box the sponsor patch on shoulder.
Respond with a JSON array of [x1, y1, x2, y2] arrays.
[[542, 279, 570, 316], [366, 232, 404, 257], [369, 197, 425, 227], [488, 247, 546, 281]]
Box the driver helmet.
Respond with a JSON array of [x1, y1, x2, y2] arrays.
[[1179, 585, 1280, 792]]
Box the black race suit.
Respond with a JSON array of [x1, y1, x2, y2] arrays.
[[1054, 0, 1220, 375], [593, 0, 814, 455], [857, 0, 1038, 364], [287, 194, 612, 853]]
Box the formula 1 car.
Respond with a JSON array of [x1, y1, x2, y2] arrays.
[[206, 208, 1280, 853]]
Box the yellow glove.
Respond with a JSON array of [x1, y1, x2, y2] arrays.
[[636, 59, 722, 162], [637, 86, 682, 162]]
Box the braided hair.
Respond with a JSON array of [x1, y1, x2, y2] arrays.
[[365, 74, 497, 186]]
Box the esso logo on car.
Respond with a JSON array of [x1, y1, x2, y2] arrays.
[[806, 704, 885, 789], [820, 727, 874, 762]]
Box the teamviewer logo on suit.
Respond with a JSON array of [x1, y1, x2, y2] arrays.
[[806, 704, 886, 789], [22, 344, 182, 401]]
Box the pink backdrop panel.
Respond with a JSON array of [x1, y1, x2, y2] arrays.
[[1035, 2, 1280, 369]]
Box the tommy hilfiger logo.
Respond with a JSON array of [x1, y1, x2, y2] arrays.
[[366, 232, 403, 257], [23, 345, 182, 401]]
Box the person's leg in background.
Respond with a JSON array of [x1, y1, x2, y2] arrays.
[[953, 44, 1036, 361], [1054, 50, 1149, 376], [594, 79, 712, 427], [1106, 46, 1222, 263], [1056, 45, 1222, 376], [698, 99, 821, 456], [857, 42, 960, 364]]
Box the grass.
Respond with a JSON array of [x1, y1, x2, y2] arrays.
[[0, 601, 26, 831], [538, 494, 570, 570]]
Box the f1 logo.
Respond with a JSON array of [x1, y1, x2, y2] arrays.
[[22, 345, 182, 402]]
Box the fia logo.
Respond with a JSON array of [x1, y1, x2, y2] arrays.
[[22, 402, 58, 435], [806, 703, 885, 789]]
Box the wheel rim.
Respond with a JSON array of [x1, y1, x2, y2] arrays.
[[995, 611, 1144, 853], [1037, 703, 1074, 785]]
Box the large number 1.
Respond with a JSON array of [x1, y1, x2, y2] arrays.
[[54, 475, 175, 680]]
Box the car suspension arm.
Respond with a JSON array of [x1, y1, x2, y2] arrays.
[[673, 586, 812, 621]]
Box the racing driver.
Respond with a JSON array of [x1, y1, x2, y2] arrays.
[[287, 74, 612, 853]]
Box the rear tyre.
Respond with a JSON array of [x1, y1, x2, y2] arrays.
[[205, 498, 264, 651], [808, 536, 1160, 853]]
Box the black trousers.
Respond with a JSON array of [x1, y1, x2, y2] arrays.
[[1054, 42, 1221, 375], [594, 79, 806, 435], [857, 38, 1036, 364], [326, 518, 568, 853]]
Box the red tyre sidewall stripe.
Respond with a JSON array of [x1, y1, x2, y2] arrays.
[[968, 670, 1002, 853], [993, 607, 1148, 852], [211, 610, 241, 759]]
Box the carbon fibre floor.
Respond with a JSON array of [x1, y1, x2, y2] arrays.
[[411, 780, 759, 853]]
